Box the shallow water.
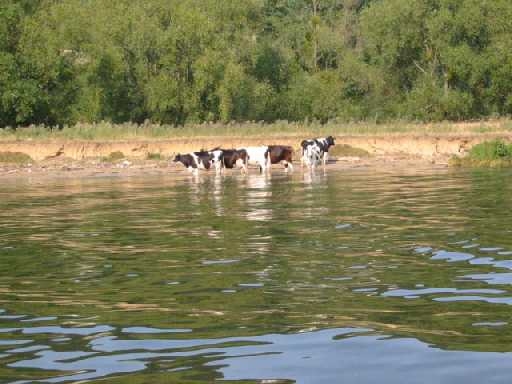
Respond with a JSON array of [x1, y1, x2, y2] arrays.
[[1, 167, 512, 383]]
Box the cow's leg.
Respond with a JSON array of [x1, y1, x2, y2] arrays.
[[323, 151, 328, 165], [312, 152, 318, 169], [308, 148, 316, 169], [283, 160, 293, 172]]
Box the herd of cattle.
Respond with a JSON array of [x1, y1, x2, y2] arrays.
[[173, 136, 336, 174]]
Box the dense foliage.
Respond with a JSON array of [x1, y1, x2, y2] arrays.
[[2, 0, 512, 127]]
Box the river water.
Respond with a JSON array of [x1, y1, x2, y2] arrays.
[[1, 167, 512, 383]]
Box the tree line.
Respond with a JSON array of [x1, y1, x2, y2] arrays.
[[1, 0, 512, 127]]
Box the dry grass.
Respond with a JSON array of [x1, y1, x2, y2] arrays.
[[0, 119, 511, 141]]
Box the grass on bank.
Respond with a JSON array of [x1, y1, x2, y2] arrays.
[[0, 119, 511, 141], [0, 151, 33, 164], [450, 140, 512, 167], [146, 152, 163, 160], [329, 144, 370, 157], [101, 151, 125, 162]]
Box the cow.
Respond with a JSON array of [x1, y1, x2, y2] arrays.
[[221, 149, 248, 173], [303, 142, 323, 168], [209, 148, 248, 174], [173, 151, 213, 173], [300, 136, 335, 167], [240, 146, 270, 173], [267, 145, 294, 171]]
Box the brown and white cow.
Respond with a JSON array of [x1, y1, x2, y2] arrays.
[[267, 145, 294, 171], [209, 148, 248, 174], [221, 149, 248, 173], [240, 146, 270, 173]]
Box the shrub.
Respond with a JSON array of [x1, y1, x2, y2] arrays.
[[469, 140, 512, 160], [450, 140, 512, 167], [102, 151, 125, 162], [329, 144, 370, 157], [0, 152, 33, 164], [146, 152, 162, 160]]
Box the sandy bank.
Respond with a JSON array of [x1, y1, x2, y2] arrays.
[[1, 132, 511, 160], [0, 133, 510, 178]]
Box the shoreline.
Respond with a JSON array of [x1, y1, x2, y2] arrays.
[[0, 132, 510, 179], [0, 156, 448, 181]]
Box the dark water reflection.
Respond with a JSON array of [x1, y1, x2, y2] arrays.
[[1, 167, 512, 383]]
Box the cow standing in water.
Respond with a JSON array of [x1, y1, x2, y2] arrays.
[[301, 136, 335, 167], [241, 146, 270, 173], [221, 149, 248, 174], [267, 145, 294, 171], [173, 151, 213, 174], [303, 142, 323, 168], [209, 148, 248, 174]]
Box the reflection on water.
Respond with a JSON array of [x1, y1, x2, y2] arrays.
[[1, 167, 512, 383], [3, 322, 512, 384]]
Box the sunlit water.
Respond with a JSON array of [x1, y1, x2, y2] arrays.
[[1, 167, 512, 383]]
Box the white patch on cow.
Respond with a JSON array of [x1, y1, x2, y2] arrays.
[[190, 153, 204, 169], [210, 150, 224, 173], [283, 160, 293, 172], [235, 158, 248, 173], [240, 146, 269, 173], [318, 138, 328, 147]]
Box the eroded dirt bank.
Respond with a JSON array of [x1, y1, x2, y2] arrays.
[[0, 133, 510, 178], [1, 133, 511, 160]]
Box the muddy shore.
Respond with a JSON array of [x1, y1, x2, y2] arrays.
[[0, 133, 510, 178]]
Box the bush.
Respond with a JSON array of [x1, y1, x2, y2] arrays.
[[469, 140, 512, 160], [0, 151, 32, 164], [102, 151, 125, 162], [329, 144, 370, 157], [450, 140, 512, 167], [146, 152, 162, 160]]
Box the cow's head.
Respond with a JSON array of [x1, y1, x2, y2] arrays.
[[209, 150, 223, 170]]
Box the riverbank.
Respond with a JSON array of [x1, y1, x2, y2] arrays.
[[0, 131, 510, 178]]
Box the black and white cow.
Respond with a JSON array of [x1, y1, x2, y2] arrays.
[[300, 136, 335, 167], [303, 142, 323, 168], [173, 151, 213, 173]]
